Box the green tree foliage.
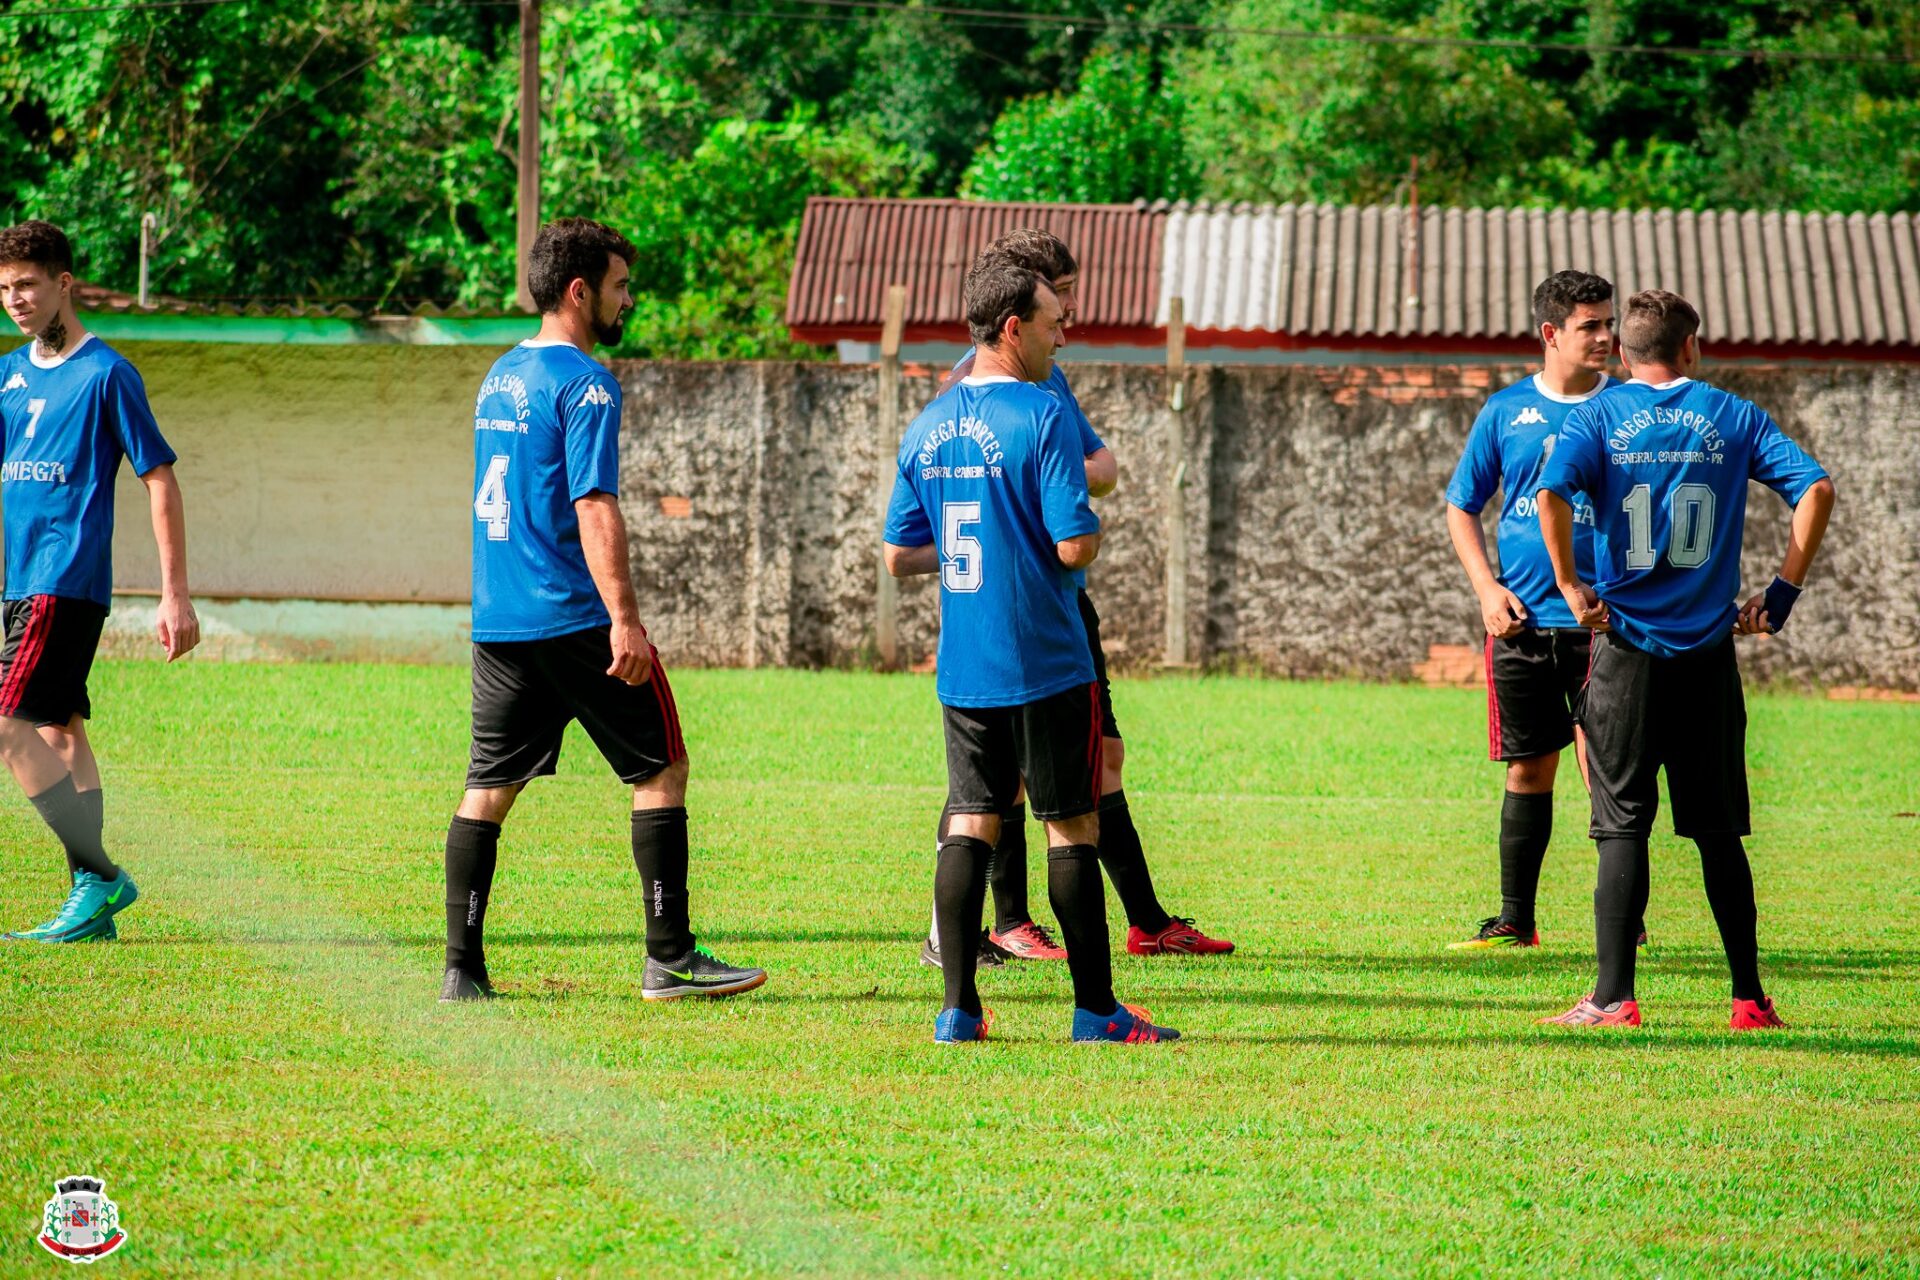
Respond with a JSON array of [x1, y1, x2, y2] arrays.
[[962, 48, 1198, 204], [0, 0, 1914, 357]]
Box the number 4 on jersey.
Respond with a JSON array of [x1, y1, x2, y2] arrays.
[[475, 454, 511, 541]]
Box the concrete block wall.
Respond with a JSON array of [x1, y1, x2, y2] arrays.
[[83, 343, 1920, 688]]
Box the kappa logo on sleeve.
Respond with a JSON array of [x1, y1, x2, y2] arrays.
[[38, 1176, 127, 1264], [2, 372, 26, 392], [1512, 407, 1548, 426], [578, 383, 614, 408]]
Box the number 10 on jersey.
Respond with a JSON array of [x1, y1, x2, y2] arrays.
[[475, 455, 512, 540]]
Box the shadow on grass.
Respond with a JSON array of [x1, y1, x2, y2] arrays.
[[1280, 949, 1920, 982], [1194, 1030, 1920, 1058]]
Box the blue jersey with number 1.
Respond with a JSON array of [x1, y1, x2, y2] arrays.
[[885, 377, 1099, 708], [0, 335, 177, 607], [1539, 377, 1826, 658], [469, 341, 622, 642]]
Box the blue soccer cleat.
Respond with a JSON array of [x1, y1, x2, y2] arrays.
[[6, 870, 139, 943], [1072, 1001, 1180, 1044], [933, 1006, 994, 1043]]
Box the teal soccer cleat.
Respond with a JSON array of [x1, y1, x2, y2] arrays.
[[6, 870, 138, 943]]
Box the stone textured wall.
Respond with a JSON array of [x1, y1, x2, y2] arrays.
[[613, 358, 1919, 689], [72, 344, 1918, 686]]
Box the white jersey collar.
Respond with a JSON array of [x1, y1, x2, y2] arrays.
[[959, 374, 1019, 386], [1530, 372, 1612, 404], [519, 339, 574, 350], [27, 331, 96, 370], [1628, 375, 1693, 390]]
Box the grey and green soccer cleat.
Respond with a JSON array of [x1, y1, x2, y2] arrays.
[[642, 945, 767, 1000], [7, 870, 138, 942], [1447, 915, 1539, 950]]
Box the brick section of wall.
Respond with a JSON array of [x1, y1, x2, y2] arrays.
[[611, 360, 1919, 690]]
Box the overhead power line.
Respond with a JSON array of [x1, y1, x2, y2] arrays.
[[3, 0, 1912, 64]]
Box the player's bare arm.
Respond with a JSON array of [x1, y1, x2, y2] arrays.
[[883, 541, 938, 577], [575, 491, 651, 686], [1057, 531, 1101, 570], [1084, 447, 1117, 498], [139, 463, 199, 661], [1446, 503, 1527, 638], [1538, 491, 1610, 630], [1737, 476, 1837, 635]]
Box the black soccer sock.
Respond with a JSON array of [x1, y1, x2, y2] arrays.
[[1094, 792, 1171, 933], [1592, 836, 1650, 1006], [934, 836, 992, 1017], [632, 806, 696, 962], [30, 774, 118, 881], [1048, 843, 1117, 1014], [444, 816, 500, 975], [1498, 789, 1554, 931], [70, 787, 104, 883], [989, 804, 1032, 932], [1697, 834, 1765, 1002]]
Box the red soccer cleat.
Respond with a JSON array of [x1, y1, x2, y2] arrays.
[[1540, 995, 1642, 1027], [988, 920, 1069, 960], [1126, 916, 1235, 956], [1730, 997, 1786, 1030]]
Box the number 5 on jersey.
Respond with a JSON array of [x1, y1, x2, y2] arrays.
[[475, 454, 512, 540], [942, 501, 982, 592]]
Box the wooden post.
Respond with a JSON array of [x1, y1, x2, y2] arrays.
[[515, 0, 541, 314], [874, 284, 908, 669], [1164, 296, 1189, 666]]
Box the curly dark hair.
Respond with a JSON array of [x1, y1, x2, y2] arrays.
[[0, 220, 74, 277], [527, 217, 636, 314], [1531, 269, 1613, 333]]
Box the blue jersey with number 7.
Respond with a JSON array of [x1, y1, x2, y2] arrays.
[[469, 341, 622, 642], [884, 376, 1099, 708], [1539, 377, 1826, 658]]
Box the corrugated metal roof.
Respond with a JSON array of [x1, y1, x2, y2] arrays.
[[786, 197, 1165, 330], [1161, 202, 1920, 347], [790, 197, 1920, 350]]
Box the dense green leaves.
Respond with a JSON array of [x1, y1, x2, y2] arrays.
[[1, 0, 1914, 356]]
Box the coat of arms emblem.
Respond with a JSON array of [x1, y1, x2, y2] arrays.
[[39, 1176, 126, 1264]]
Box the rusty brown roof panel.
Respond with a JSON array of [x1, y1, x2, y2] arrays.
[[791, 196, 1920, 348]]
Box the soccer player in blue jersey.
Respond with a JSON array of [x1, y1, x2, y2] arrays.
[[884, 251, 1178, 1044], [0, 221, 200, 943], [917, 228, 1233, 970], [1444, 270, 1642, 951], [440, 217, 764, 1003], [1536, 289, 1835, 1029]]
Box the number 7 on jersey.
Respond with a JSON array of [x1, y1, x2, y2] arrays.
[[475, 455, 512, 540]]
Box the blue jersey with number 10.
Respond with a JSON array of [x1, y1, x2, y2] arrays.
[[1539, 377, 1826, 658], [885, 377, 1099, 708], [470, 341, 623, 642]]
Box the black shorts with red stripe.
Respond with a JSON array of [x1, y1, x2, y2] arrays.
[[465, 624, 686, 790], [1484, 627, 1591, 761], [0, 594, 108, 726], [941, 682, 1103, 824]]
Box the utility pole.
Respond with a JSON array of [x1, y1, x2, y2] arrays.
[[1163, 295, 1190, 666], [516, 0, 541, 313], [873, 284, 908, 669]]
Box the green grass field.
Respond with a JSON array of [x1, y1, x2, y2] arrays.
[[2, 662, 1917, 1277]]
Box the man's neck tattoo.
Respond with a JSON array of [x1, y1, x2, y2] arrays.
[[35, 315, 68, 359]]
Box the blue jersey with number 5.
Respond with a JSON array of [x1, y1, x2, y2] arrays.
[[884, 377, 1099, 708], [1539, 377, 1826, 657], [470, 341, 622, 642]]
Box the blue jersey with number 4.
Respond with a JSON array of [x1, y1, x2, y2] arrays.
[[470, 341, 622, 642], [1539, 377, 1826, 657], [1446, 374, 1606, 628], [0, 335, 177, 607], [885, 377, 1099, 708]]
